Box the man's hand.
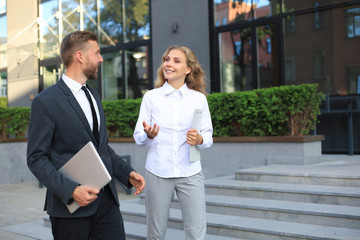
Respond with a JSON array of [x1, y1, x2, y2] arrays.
[[72, 185, 99, 207], [186, 128, 203, 146], [143, 121, 160, 139], [129, 171, 145, 196]]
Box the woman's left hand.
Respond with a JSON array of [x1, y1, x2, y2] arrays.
[[186, 129, 203, 146]]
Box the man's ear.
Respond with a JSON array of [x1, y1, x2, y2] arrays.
[[75, 51, 84, 64]]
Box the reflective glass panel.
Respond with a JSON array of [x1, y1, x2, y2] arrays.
[[256, 24, 279, 88], [40, 65, 60, 89], [214, 0, 278, 25], [219, 28, 253, 92], [102, 51, 124, 100], [282, 0, 345, 13], [98, 0, 124, 46], [0, 71, 6, 97], [39, 0, 59, 60], [61, 0, 80, 35], [123, 0, 150, 43], [0, 0, 5, 15], [0, 14, 6, 69], [125, 46, 149, 99], [283, 7, 360, 95]]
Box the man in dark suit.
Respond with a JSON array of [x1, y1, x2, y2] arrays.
[[27, 31, 145, 240]]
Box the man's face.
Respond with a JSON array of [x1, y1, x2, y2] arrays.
[[83, 40, 103, 80]]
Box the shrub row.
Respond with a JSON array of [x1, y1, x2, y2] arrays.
[[0, 84, 324, 141], [208, 84, 325, 137]]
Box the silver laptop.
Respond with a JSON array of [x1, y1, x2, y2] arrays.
[[58, 141, 112, 214]]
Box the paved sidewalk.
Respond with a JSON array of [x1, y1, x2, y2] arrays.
[[0, 181, 138, 240]]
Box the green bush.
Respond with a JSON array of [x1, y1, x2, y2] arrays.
[[0, 107, 31, 140], [103, 98, 142, 137], [208, 84, 325, 137], [0, 84, 324, 141], [0, 97, 7, 108]]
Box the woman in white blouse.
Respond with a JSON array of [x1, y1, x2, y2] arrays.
[[133, 45, 213, 240]]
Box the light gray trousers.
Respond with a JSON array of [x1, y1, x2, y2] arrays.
[[145, 170, 206, 240]]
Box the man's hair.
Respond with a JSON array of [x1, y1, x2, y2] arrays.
[[60, 31, 98, 68]]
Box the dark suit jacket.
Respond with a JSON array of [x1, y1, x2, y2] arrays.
[[27, 78, 134, 218]]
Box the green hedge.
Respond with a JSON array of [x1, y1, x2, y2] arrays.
[[208, 84, 325, 137], [0, 84, 324, 141], [0, 107, 31, 140], [102, 98, 142, 138]]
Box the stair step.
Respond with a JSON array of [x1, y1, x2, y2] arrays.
[[205, 176, 360, 206], [124, 221, 241, 240], [235, 164, 360, 187], [121, 200, 360, 240], [137, 194, 360, 229]]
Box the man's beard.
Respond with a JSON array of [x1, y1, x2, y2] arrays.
[[83, 61, 99, 80]]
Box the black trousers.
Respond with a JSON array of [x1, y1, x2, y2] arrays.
[[50, 186, 125, 240]]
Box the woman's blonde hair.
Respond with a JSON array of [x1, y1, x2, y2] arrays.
[[155, 45, 207, 94]]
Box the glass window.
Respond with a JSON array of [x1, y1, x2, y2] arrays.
[[282, 0, 335, 13], [0, 71, 6, 97], [125, 46, 149, 99], [346, 65, 360, 94], [219, 29, 253, 92], [38, 0, 151, 98], [313, 49, 325, 81], [285, 55, 296, 84], [314, 1, 324, 29], [98, 0, 123, 46], [40, 65, 60, 90], [283, 7, 360, 95], [284, 14, 295, 35], [102, 51, 123, 100], [0, 0, 6, 69], [214, 0, 277, 26], [345, 7, 360, 38], [0, 0, 5, 15], [257, 24, 278, 88], [39, 0, 59, 60], [102, 46, 149, 100], [123, 0, 150, 43]]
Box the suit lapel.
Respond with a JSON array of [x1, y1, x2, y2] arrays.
[[56, 79, 98, 145]]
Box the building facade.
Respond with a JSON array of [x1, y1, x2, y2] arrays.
[[0, 0, 359, 153]]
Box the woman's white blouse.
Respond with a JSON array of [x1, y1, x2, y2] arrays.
[[133, 82, 213, 178]]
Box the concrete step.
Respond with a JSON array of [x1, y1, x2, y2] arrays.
[[120, 200, 360, 240], [205, 175, 360, 206], [124, 221, 241, 240], [235, 164, 360, 187], [138, 194, 360, 229]]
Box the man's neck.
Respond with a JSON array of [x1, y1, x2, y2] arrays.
[[64, 67, 87, 86]]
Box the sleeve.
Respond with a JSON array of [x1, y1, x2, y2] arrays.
[[197, 95, 213, 150], [133, 92, 154, 146], [26, 97, 78, 205], [107, 145, 135, 188]]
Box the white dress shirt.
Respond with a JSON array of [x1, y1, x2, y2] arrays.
[[62, 74, 100, 131], [133, 82, 213, 178]]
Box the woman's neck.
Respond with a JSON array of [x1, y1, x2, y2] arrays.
[[167, 79, 185, 89]]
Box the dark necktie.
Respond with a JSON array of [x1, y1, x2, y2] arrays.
[[81, 86, 99, 143]]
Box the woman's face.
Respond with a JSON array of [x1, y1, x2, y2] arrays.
[[163, 49, 191, 83]]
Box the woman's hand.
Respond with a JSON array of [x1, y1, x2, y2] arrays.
[[143, 121, 160, 139], [186, 128, 203, 146]]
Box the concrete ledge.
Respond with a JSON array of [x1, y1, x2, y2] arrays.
[[0, 136, 325, 184]]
